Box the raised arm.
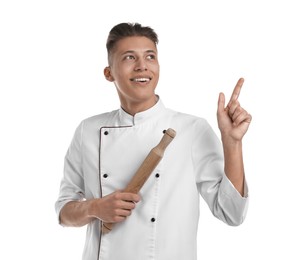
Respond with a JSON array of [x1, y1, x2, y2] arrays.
[[217, 78, 252, 196]]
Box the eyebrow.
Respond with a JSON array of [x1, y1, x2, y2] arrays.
[[121, 50, 157, 55]]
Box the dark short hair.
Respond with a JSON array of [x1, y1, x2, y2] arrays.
[[106, 22, 159, 64]]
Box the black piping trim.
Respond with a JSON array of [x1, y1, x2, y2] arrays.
[[97, 125, 132, 260]]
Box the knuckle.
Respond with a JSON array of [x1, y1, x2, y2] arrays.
[[114, 201, 122, 208], [113, 216, 121, 223], [114, 192, 121, 200], [114, 209, 121, 216]]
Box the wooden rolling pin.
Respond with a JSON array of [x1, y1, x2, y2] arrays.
[[102, 128, 176, 234]]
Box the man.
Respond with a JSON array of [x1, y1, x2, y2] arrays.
[[55, 22, 252, 260]]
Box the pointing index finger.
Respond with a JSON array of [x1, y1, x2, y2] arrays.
[[228, 78, 244, 107]]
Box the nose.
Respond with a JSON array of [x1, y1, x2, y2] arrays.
[[134, 58, 147, 71]]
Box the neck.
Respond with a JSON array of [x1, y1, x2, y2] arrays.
[[120, 95, 158, 116]]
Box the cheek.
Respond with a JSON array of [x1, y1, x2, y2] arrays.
[[151, 63, 160, 74], [111, 67, 128, 82], [116, 63, 132, 75], [152, 66, 160, 80]]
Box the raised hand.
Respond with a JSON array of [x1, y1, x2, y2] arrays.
[[217, 78, 252, 142]]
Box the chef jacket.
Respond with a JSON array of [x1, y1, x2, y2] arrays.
[[55, 98, 248, 260]]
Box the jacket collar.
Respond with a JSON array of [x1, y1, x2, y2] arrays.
[[118, 96, 166, 126]]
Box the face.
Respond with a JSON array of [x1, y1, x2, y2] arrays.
[[104, 36, 160, 114]]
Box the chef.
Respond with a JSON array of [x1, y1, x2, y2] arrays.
[[55, 22, 252, 260]]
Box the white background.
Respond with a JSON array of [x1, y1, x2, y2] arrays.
[[1, 0, 297, 259]]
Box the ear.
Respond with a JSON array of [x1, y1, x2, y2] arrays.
[[104, 66, 114, 82]]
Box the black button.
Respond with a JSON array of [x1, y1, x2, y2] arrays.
[[155, 173, 160, 178], [104, 131, 109, 135], [163, 129, 166, 134], [151, 218, 156, 222], [103, 173, 108, 178]]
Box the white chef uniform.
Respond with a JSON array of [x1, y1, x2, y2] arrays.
[[55, 98, 248, 260]]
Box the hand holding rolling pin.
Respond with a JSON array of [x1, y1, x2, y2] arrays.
[[87, 191, 141, 225]]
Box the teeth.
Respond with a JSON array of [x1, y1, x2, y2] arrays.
[[133, 78, 150, 82]]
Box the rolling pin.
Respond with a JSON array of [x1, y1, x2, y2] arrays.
[[102, 128, 176, 234]]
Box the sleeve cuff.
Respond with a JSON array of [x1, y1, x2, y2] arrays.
[[221, 174, 249, 199]]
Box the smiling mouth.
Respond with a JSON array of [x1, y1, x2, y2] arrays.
[[130, 77, 152, 83]]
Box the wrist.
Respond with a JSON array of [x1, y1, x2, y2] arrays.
[[86, 199, 100, 219], [222, 135, 242, 147]]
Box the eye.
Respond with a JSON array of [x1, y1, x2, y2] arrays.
[[146, 54, 156, 60], [124, 55, 135, 60]]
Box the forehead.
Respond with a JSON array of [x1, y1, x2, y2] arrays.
[[113, 36, 157, 55]]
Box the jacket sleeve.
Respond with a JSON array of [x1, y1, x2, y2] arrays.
[[55, 121, 85, 223], [192, 120, 249, 226]]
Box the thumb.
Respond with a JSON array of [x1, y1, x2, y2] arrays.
[[217, 92, 226, 113]]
